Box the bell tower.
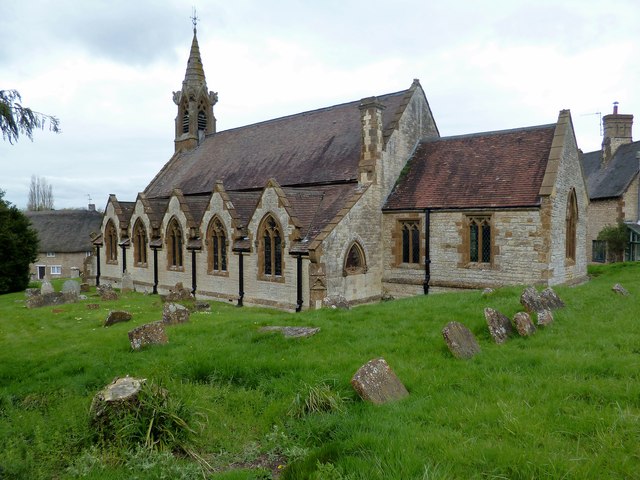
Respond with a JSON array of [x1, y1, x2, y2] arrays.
[[173, 13, 218, 153]]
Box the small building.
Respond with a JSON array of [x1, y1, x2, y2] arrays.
[[580, 105, 640, 262], [26, 206, 102, 281]]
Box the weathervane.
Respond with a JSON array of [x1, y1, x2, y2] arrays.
[[191, 7, 199, 34]]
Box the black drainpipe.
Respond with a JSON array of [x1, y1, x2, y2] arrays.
[[121, 245, 127, 274], [191, 249, 197, 296], [296, 253, 303, 312], [95, 245, 101, 287], [423, 208, 431, 295], [152, 247, 158, 294], [237, 252, 244, 307]]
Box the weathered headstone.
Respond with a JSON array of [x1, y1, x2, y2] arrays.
[[482, 288, 495, 296], [25, 288, 40, 298], [162, 303, 190, 325], [484, 308, 514, 344], [40, 280, 55, 295], [128, 321, 168, 350], [121, 271, 134, 293], [90, 376, 146, 422], [351, 358, 409, 404], [442, 321, 481, 359], [105, 310, 133, 327], [540, 287, 564, 309], [87, 303, 100, 310], [62, 279, 81, 295], [513, 312, 536, 336], [520, 286, 546, 313], [80, 283, 91, 293], [536, 309, 554, 326], [259, 326, 320, 338], [612, 283, 630, 296], [323, 295, 350, 309], [166, 282, 192, 301], [26, 291, 78, 309], [192, 301, 211, 312]]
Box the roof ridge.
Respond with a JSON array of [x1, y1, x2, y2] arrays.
[[427, 123, 556, 142]]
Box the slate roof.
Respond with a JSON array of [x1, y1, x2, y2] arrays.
[[580, 141, 640, 199], [384, 124, 557, 210], [144, 89, 410, 198], [26, 209, 103, 253]]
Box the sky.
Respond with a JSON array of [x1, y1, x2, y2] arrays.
[[1, 0, 639, 210]]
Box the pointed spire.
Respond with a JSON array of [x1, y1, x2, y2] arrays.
[[182, 30, 207, 89]]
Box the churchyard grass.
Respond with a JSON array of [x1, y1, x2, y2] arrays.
[[0, 263, 638, 479]]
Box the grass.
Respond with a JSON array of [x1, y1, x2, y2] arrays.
[[0, 265, 639, 478]]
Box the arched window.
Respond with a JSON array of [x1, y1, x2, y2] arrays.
[[344, 242, 367, 275], [207, 216, 227, 273], [401, 221, 421, 264], [133, 219, 148, 267], [259, 215, 283, 278], [105, 220, 118, 263], [468, 216, 491, 263], [166, 218, 183, 268], [181, 100, 189, 134], [565, 189, 578, 261]]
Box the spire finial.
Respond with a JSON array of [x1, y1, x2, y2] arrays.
[[190, 7, 199, 34]]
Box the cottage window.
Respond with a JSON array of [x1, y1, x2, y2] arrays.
[[105, 220, 118, 263], [133, 220, 148, 267], [400, 221, 421, 264], [467, 216, 492, 264], [46, 252, 56, 258], [344, 242, 367, 275], [565, 189, 578, 261], [167, 218, 183, 269], [259, 215, 283, 279], [50, 265, 61, 275], [592, 240, 606, 263], [207, 216, 227, 273]]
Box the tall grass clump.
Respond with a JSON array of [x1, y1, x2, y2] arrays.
[[288, 380, 350, 418]]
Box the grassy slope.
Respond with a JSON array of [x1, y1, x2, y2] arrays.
[[0, 264, 638, 479]]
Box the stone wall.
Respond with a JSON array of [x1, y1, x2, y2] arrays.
[[586, 198, 621, 262], [622, 174, 639, 222]]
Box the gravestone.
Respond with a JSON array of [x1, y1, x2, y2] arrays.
[[105, 310, 133, 327], [482, 288, 495, 296], [87, 303, 100, 310], [90, 376, 146, 423], [612, 283, 630, 296], [25, 288, 40, 298], [323, 295, 350, 309], [98, 284, 119, 301], [513, 312, 536, 336], [62, 279, 81, 295], [259, 326, 320, 338], [192, 301, 211, 312], [26, 291, 78, 309], [442, 321, 481, 359], [484, 308, 514, 344], [162, 303, 190, 325], [40, 280, 54, 295], [128, 321, 168, 350], [121, 271, 134, 293], [351, 358, 409, 404], [80, 283, 91, 293], [536, 309, 554, 326], [519, 286, 546, 313], [166, 282, 192, 301], [540, 287, 564, 309]]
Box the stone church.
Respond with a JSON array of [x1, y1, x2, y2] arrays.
[[95, 28, 588, 310]]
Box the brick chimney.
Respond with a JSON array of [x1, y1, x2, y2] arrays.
[[602, 102, 633, 166], [358, 96, 386, 184]]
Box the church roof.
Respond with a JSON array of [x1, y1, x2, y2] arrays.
[[26, 209, 103, 253], [144, 88, 410, 198], [580, 141, 640, 199], [384, 124, 556, 210]]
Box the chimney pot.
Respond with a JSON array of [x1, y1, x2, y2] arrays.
[[613, 101, 619, 115]]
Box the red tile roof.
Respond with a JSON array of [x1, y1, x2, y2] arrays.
[[384, 125, 556, 210]]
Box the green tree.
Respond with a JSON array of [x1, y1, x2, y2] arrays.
[[0, 190, 39, 293], [0, 89, 60, 144], [597, 222, 628, 262]]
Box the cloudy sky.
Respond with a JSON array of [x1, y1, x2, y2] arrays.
[[1, 0, 638, 210]]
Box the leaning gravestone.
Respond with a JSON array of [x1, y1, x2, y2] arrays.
[[62, 279, 81, 295], [128, 321, 168, 350], [520, 286, 546, 313], [40, 280, 55, 295], [259, 326, 320, 338], [98, 284, 119, 301], [121, 271, 134, 293], [536, 309, 554, 326], [90, 376, 146, 424], [612, 283, 630, 296], [540, 287, 564, 309], [104, 310, 133, 327], [513, 312, 536, 336], [162, 303, 190, 325], [165, 282, 192, 301], [351, 357, 409, 404], [484, 308, 514, 344], [192, 301, 211, 312], [26, 291, 78, 308], [25, 288, 40, 298], [442, 321, 481, 359]]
